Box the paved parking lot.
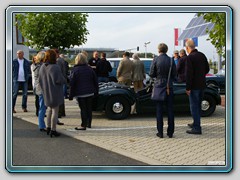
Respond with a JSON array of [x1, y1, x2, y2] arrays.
[[13, 95, 226, 165]]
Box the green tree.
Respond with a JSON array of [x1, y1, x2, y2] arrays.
[[198, 13, 226, 58], [15, 13, 89, 51]]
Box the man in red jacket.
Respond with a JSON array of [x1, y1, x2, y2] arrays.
[[185, 39, 210, 135]]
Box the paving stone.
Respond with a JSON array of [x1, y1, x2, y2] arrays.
[[12, 94, 226, 165]]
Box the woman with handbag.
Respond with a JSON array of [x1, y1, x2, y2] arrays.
[[149, 43, 177, 138]]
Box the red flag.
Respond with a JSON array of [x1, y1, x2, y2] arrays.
[[174, 28, 179, 46]]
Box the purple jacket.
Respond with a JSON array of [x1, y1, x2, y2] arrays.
[[69, 64, 98, 99]]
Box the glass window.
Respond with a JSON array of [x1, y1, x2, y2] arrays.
[[16, 18, 24, 44]]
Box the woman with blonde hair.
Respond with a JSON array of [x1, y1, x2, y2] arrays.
[[39, 49, 66, 137], [69, 53, 98, 130], [31, 51, 47, 131]]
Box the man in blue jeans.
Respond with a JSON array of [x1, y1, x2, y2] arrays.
[[12, 50, 31, 113], [185, 39, 210, 134]]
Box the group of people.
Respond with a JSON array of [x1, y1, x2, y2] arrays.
[[116, 51, 146, 93], [13, 38, 209, 139], [150, 39, 209, 138], [87, 50, 146, 93], [12, 49, 99, 137]]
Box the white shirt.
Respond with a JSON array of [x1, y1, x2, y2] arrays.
[[18, 59, 25, 82]]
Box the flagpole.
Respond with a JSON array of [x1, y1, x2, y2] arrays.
[[174, 28, 176, 51]]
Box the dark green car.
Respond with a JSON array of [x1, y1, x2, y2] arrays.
[[92, 82, 221, 120]]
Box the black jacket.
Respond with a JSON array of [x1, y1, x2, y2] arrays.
[[69, 64, 98, 99], [176, 55, 187, 83], [96, 58, 112, 77], [149, 53, 177, 87], [88, 57, 100, 74], [186, 49, 210, 90]]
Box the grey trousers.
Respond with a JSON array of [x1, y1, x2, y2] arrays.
[[47, 106, 59, 131]]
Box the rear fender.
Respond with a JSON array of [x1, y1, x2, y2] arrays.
[[204, 88, 221, 105]]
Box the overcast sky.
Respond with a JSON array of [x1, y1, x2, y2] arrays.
[[83, 13, 218, 60]]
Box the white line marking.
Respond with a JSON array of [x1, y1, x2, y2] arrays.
[[66, 123, 225, 131]]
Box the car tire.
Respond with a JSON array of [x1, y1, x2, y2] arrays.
[[105, 96, 131, 120], [201, 94, 216, 117]]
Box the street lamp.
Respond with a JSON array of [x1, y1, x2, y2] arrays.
[[144, 41, 151, 58]]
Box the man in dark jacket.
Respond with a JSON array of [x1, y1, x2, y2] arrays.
[[12, 50, 31, 113], [88, 51, 100, 74], [96, 52, 112, 83], [176, 49, 187, 83], [185, 39, 210, 135]]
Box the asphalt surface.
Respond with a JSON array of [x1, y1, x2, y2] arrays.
[[12, 117, 147, 166]]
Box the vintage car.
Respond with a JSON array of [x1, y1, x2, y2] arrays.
[[92, 81, 222, 120], [206, 74, 225, 94]]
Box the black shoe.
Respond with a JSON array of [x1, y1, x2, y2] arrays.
[[186, 129, 202, 135], [188, 123, 194, 128], [50, 130, 61, 137], [40, 128, 47, 132], [46, 127, 51, 135], [156, 133, 163, 138], [167, 134, 173, 138], [75, 127, 86, 130], [58, 115, 62, 118], [57, 122, 64, 125], [81, 124, 91, 128]]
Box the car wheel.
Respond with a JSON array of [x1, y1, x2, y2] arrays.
[[105, 96, 131, 120], [201, 94, 216, 117]]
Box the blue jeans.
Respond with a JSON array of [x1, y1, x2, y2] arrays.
[[156, 90, 174, 135], [63, 84, 68, 98], [12, 81, 28, 109], [38, 94, 46, 129], [189, 90, 204, 131]]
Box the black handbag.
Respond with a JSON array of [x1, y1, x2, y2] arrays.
[[151, 58, 173, 101]]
